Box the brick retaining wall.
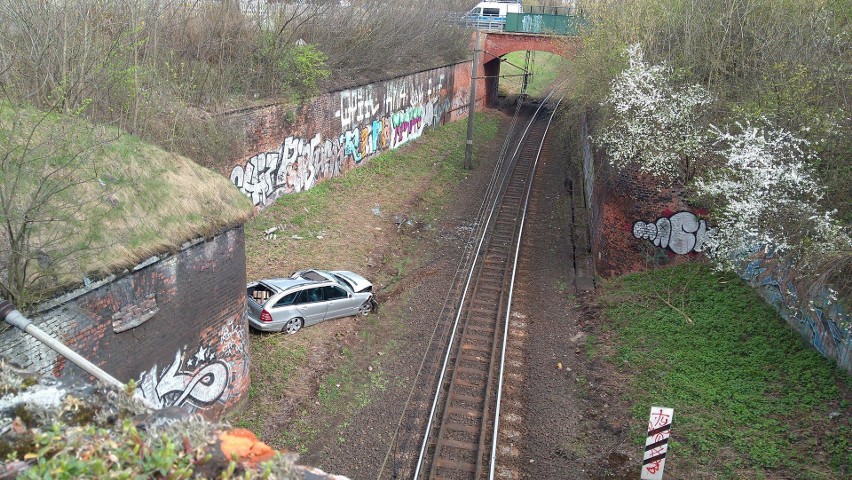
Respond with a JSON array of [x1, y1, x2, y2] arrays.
[[225, 61, 485, 208], [580, 114, 851, 374], [0, 227, 250, 418]]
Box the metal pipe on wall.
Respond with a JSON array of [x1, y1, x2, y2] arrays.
[[0, 300, 157, 409]]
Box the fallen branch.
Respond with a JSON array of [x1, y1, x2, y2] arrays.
[[658, 295, 693, 324]]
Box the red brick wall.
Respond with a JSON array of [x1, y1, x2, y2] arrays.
[[582, 117, 708, 278], [0, 227, 249, 419], [481, 32, 580, 59], [225, 62, 483, 208]]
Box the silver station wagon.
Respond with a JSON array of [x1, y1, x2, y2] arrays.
[[246, 269, 376, 334]]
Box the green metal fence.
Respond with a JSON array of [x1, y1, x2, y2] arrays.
[[505, 12, 587, 35]]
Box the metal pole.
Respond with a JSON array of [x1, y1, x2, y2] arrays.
[[521, 50, 531, 95], [464, 30, 481, 170], [0, 300, 157, 409]]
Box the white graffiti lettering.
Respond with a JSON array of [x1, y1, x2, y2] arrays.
[[336, 87, 381, 130], [233, 102, 434, 206], [233, 71, 450, 207], [136, 346, 230, 410], [633, 211, 708, 255]]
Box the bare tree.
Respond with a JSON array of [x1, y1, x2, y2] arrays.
[[0, 96, 117, 309]]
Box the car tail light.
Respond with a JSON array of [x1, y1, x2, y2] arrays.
[[260, 309, 273, 323]]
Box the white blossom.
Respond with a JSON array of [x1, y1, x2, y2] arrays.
[[695, 122, 849, 269], [597, 44, 712, 184]]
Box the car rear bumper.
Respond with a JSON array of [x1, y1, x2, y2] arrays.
[[248, 316, 282, 332]]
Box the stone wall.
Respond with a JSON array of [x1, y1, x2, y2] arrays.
[[0, 227, 250, 418], [226, 61, 484, 208]]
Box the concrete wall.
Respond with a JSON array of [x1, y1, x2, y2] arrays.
[[0, 227, 250, 418], [226, 61, 484, 208], [580, 115, 851, 374]]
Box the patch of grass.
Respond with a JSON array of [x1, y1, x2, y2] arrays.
[[227, 338, 307, 434], [280, 413, 320, 455], [243, 112, 499, 281], [584, 333, 597, 359], [498, 51, 568, 98], [602, 263, 851, 478], [317, 358, 389, 415]]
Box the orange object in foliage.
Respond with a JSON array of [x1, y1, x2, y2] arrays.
[[219, 428, 276, 464]]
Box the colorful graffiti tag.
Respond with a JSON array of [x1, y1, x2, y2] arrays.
[[231, 72, 449, 207], [136, 345, 230, 411], [633, 211, 708, 255], [740, 247, 850, 374]]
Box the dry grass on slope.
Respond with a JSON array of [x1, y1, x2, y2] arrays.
[[0, 103, 253, 304], [90, 138, 253, 273]]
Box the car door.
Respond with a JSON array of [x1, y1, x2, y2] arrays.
[[294, 287, 328, 326], [321, 285, 351, 320], [265, 290, 300, 328]]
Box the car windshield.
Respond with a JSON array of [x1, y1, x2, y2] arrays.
[[330, 273, 354, 292]]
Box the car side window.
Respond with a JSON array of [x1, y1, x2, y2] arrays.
[[322, 285, 347, 301], [297, 287, 323, 304], [273, 291, 299, 308]]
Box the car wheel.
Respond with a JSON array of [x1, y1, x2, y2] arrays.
[[358, 300, 373, 316], [283, 318, 303, 334]]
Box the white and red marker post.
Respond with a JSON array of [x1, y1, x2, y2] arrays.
[[641, 406, 674, 480]]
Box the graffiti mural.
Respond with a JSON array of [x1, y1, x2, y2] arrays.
[[231, 70, 451, 207], [136, 345, 230, 411], [633, 211, 708, 255], [738, 246, 850, 373]]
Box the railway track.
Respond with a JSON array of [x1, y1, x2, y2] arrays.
[[379, 93, 563, 480]]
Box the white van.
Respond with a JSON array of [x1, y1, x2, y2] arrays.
[[463, 1, 524, 31]]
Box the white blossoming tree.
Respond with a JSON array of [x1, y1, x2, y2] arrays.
[[694, 122, 850, 270], [597, 44, 712, 185]]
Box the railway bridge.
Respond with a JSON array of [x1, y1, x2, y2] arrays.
[[469, 7, 584, 105]]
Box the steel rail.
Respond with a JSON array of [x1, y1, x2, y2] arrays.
[[488, 96, 564, 480], [414, 92, 556, 479], [380, 95, 528, 480]]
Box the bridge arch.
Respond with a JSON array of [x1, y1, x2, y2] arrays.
[[477, 32, 581, 106], [483, 32, 579, 59]]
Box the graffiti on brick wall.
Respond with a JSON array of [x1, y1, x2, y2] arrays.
[[740, 248, 850, 373], [136, 345, 229, 411], [633, 211, 708, 255], [219, 315, 246, 358], [231, 72, 449, 207]]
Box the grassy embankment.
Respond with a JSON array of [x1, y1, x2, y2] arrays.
[[228, 112, 500, 453], [0, 102, 251, 304], [598, 263, 850, 479], [498, 51, 568, 98]]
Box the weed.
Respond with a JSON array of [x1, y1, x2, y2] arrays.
[[602, 263, 850, 478], [584, 334, 597, 359]]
